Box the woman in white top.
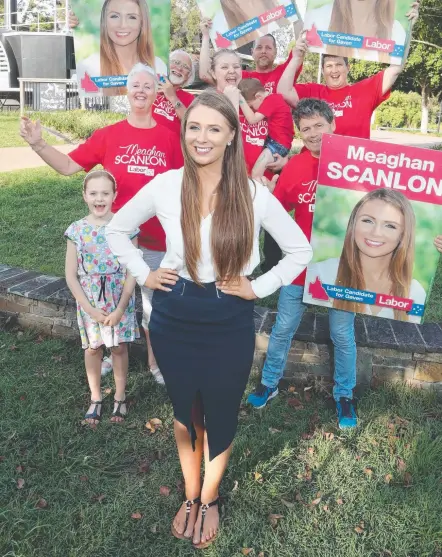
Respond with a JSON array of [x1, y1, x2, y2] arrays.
[[106, 90, 312, 549], [304, 188, 426, 323]]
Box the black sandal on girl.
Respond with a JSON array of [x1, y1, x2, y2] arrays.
[[171, 496, 201, 540], [111, 399, 127, 422], [84, 400, 102, 424], [192, 498, 220, 550]]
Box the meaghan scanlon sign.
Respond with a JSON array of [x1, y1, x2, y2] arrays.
[[195, 0, 301, 50], [303, 134, 442, 324], [303, 0, 414, 64], [71, 0, 170, 97]]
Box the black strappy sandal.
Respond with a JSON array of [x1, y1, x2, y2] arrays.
[[171, 496, 201, 540], [111, 399, 127, 422], [192, 498, 220, 550], [84, 400, 102, 424]]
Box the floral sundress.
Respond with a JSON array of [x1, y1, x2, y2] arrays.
[[65, 218, 140, 349]]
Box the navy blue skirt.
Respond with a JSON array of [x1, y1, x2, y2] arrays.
[[149, 277, 255, 461]]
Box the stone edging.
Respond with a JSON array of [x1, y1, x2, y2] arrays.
[[1, 264, 441, 390]]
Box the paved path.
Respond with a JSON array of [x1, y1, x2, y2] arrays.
[[0, 130, 441, 173], [0, 144, 75, 173]]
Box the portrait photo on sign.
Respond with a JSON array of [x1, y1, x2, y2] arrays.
[[195, 0, 301, 50], [303, 0, 413, 64], [71, 0, 170, 96], [303, 135, 442, 324]]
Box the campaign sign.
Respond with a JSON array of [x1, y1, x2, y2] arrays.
[[196, 0, 301, 50], [303, 134, 442, 324], [71, 0, 170, 97], [303, 0, 413, 64]]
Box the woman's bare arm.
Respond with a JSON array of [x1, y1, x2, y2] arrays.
[[199, 18, 216, 85], [20, 117, 83, 175]]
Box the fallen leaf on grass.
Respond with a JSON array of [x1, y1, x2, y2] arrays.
[[301, 433, 312, 440], [268, 427, 281, 434], [19, 395, 26, 401], [355, 455, 361, 461], [403, 472, 412, 486], [288, 398, 304, 410], [397, 458, 406, 471], [36, 498, 48, 509], [16, 465, 24, 473], [104, 388, 112, 395], [304, 386, 313, 391], [92, 494, 106, 503], [0, 456, 5, 462], [268, 513, 283, 528], [159, 485, 170, 496], [324, 432, 334, 441], [176, 480, 184, 492], [281, 498, 295, 508], [79, 475, 88, 482], [336, 498, 344, 505], [354, 526, 364, 534], [9, 345, 18, 351], [145, 418, 163, 433], [131, 512, 142, 519], [364, 468, 373, 478], [307, 447, 314, 455], [323, 505, 329, 512], [138, 461, 150, 474], [384, 474, 393, 484], [304, 391, 312, 402], [241, 549, 253, 556], [51, 355, 62, 362], [311, 497, 321, 506], [288, 386, 297, 393], [34, 336, 44, 344], [254, 472, 263, 483], [232, 480, 239, 492], [258, 553, 265, 557], [150, 524, 158, 534], [17, 479, 25, 489]]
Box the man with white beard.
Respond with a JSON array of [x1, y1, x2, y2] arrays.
[[152, 50, 196, 134]]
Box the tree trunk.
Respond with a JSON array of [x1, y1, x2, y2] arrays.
[[421, 82, 429, 134]]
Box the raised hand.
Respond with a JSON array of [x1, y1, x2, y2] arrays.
[[68, 11, 79, 29], [20, 117, 43, 146], [293, 31, 308, 58], [200, 17, 213, 37], [406, 1, 419, 23], [158, 76, 176, 101]]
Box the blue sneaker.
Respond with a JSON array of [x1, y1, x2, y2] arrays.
[[247, 384, 278, 409], [336, 397, 358, 429]]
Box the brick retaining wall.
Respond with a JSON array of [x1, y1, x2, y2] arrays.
[[1, 264, 441, 391]]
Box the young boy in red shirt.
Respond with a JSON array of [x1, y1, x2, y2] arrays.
[[238, 78, 293, 179]]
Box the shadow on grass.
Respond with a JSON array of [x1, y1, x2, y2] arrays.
[[1, 328, 441, 557]]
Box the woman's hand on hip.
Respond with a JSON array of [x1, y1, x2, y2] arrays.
[[216, 276, 257, 300], [145, 268, 178, 291]]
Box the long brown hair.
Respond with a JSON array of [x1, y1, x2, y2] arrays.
[[180, 90, 254, 285], [333, 188, 415, 320], [327, 0, 395, 62], [100, 0, 155, 96]]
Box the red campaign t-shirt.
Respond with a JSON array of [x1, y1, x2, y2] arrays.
[[242, 51, 302, 94], [69, 119, 183, 251], [152, 89, 195, 135], [295, 71, 389, 139], [273, 149, 319, 286], [258, 93, 293, 149], [239, 114, 271, 177]]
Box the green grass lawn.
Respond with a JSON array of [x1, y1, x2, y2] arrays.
[[0, 328, 441, 557], [0, 113, 66, 148], [1, 166, 442, 320]]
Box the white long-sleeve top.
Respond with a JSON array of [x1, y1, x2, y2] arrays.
[[106, 168, 313, 299]]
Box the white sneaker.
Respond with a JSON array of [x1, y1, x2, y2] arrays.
[[101, 356, 113, 376], [150, 366, 165, 385]]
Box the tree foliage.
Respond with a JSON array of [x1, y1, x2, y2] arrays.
[[170, 0, 201, 53]]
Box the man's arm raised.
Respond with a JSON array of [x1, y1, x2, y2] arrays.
[[382, 1, 420, 95]]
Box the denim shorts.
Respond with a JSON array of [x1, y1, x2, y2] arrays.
[[264, 136, 290, 158]]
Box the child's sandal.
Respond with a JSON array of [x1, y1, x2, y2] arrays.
[[171, 496, 201, 540], [111, 399, 127, 422], [192, 498, 220, 550], [84, 400, 102, 424]]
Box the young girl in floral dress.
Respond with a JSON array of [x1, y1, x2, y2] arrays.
[[65, 170, 139, 424]]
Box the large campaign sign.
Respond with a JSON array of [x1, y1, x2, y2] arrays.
[[196, 0, 302, 50], [303, 135, 442, 324], [303, 0, 413, 64], [71, 0, 170, 97]]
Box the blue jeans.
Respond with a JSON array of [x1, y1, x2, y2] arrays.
[[262, 284, 356, 401]]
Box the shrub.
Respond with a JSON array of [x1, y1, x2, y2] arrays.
[[374, 91, 422, 129], [28, 110, 125, 141]]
